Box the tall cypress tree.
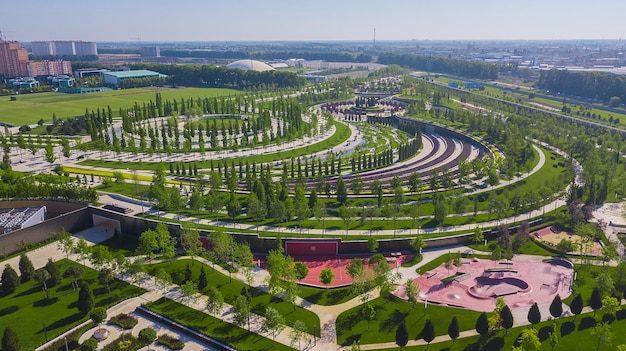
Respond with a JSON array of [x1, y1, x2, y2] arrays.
[[571, 293, 583, 321], [18, 254, 34, 283], [422, 319, 435, 345], [528, 302, 541, 326], [1, 327, 21, 351], [77, 281, 94, 316], [500, 305, 514, 335], [1, 264, 19, 295], [549, 294, 563, 319], [448, 316, 460, 344], [589, 288, 603, 317], [475, 312, 489, 338]]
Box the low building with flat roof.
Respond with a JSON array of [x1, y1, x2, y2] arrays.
[[102, 69, 167, 88], [0, 206, 46, 234]]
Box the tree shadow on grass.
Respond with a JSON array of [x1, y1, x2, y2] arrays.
[[14, 285, 42, 298], [33, 297, 59, 307], [343, 333, 363, 347], [482, 336, 504, 351], [560, 321, 575, 337], [0, 305, 19, 317], [40, 312, 83, 333], [617, 309, 626, 320], [578, 316, 597, 331], [379, 309, 406, 333], [538, 325, 553, 342]]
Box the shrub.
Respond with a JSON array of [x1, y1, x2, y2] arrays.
[[138, 328, 156, 344], [109, 314, 138, 329], [157, 334, 185, 350], [80, 338, 98, 351]]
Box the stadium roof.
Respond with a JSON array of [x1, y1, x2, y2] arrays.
[[227, 60, 275, 72]]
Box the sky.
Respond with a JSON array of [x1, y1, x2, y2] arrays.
[[2, 0, 625, 42]]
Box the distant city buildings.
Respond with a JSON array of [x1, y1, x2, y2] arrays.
[[0, 40, 30, 77], [0, 39, 72, 78], [140, 46, 160, 57], [31, 40, 98, 56]]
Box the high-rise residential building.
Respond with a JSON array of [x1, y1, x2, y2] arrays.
[[31, 41, 98, 57], [140, 46, 160, 57], [31, 41, 56, 56], [74, 41, 97, 56], [0, 40, 30, 77], [28, 60, 72, 76], [54, 41, 75, 56]]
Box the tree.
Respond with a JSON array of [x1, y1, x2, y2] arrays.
[[154, 268, 171, 293], [205, 285, 224, 320], [404, 279, 420, 310], [336, 176, 348, 205], [602, 295, 620, 320], [592, 322, 614, 351], [527, 302, 541, 326], [590, 287, 603, 317], [448, 316, 460, 344], [233, 295, 251, 330], [395, 321, 408, 350], [516, 328, 541, 351], [63, 265, 84, 290], [500, 305, 514, 336], [410, 235, 425, 254], [18, 254, 34, 283], [198, 266, 208, 290], [90, 307, 107, 325], [34, 269, 50, 298], [370, 179, 383, 207], [338, 205, 356, 238], [351, 175, 364, 195], [367, 237, 379, 252], [549, 330, 559, 351], [138, 328, 157, 345], [475, 312, 489, 338], [1, 327, 21, 351], [571, 293, 583, 321], [261, 307, 285, 346], [57, 228, 75, 260], [422, 319, 435, 346], [290, 320, 307, 351], [179, 280, 200, 306], [181, 227, 203, 264], [319, 268, 335, 289], [549, 294, 563, 319], [1, 264, 19, 295], [346, 258, 364, 282], [77, 281, 95, 316], [433, 194, 448, 227], [294, 262, 309, 280]]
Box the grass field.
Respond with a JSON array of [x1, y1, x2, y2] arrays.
[[0, 87, 240, 126], [0, 259, 144, 349], [148, 259, 321, 336]]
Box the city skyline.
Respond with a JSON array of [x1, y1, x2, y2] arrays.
[[1, 0, 625, 42]]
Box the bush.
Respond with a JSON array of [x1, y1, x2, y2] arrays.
[[138, 328, 156, 344], [102, 335, 143, 351], [109, 314, 138, 329], [157, 334, 185, 350], [80, 338, 98, 351]]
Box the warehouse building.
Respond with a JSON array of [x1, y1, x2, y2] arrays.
[[102, 69, 166, 88]]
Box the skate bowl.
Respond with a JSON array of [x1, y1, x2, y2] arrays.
[[467, 276, 531, 299]]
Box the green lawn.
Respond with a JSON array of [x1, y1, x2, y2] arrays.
[[146, 297, 296, 351], [76, 119, 351, 171], [0, 87, 239, 126], [148, 259, 320, 336], [393, 308, 626, 351], [298, 285, 356, 306], [0, 259, 144, 350], [335, 294, 482, 346]]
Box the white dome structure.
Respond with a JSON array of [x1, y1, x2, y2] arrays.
[[227, 60, 275, 72]]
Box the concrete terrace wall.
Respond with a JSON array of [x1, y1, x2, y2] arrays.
[[0, 201, 91, 257]]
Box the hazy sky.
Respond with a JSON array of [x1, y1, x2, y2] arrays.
[[2, 0, 625, 42]]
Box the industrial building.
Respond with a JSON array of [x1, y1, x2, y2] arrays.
[[31, 41, 98, 56], [102, 69, 166, 88], [226, 59, 275, 72], [0, 206, 46, 234], [74, 68, 110, 78], [28, 60, 72, 76], [8, 77, 39, 89]]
